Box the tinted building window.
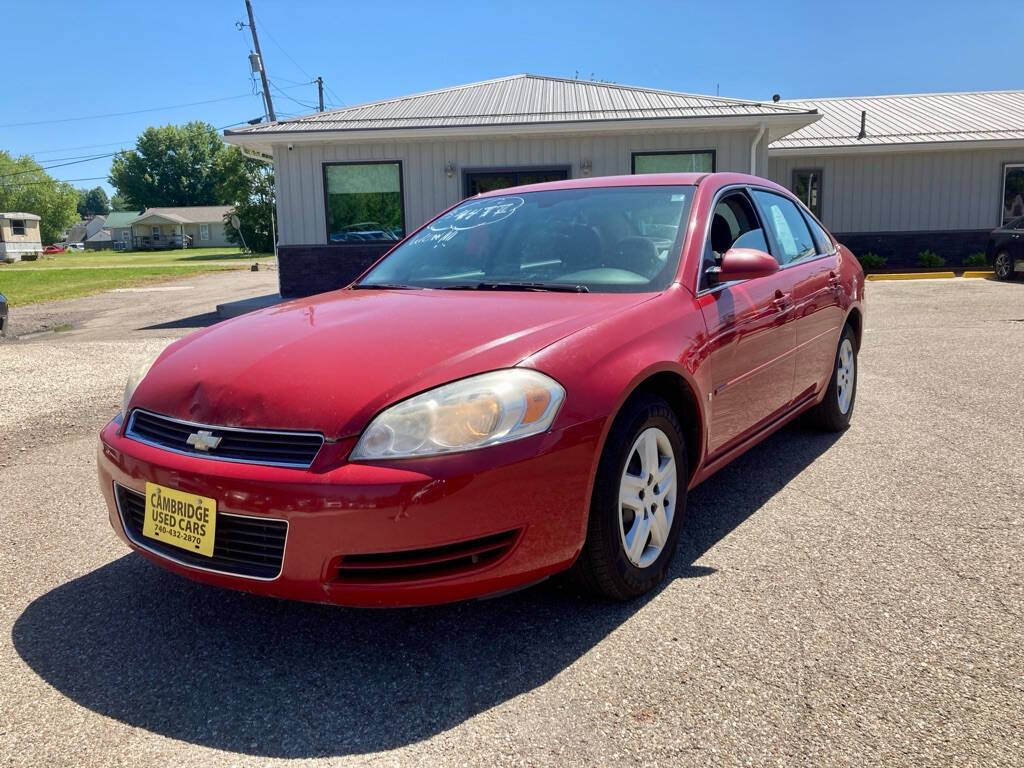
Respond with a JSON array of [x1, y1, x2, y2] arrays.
[[792, 169, 822, 218], [464, 168, 568, 197], [324, 162, 404, 243], [1003, 164, 1024, 225], [632, 151, 715, 174]]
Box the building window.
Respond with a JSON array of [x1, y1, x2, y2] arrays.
[[1003, 164, 1024, 225], [631, 151, 715, 174], [199, 223, 210, 241], [463, 168, 570, 197], [151, 226, 160, 240], [121, 230, 130, 242], [792, 169, 823, 218], [323, 161, 405, 243], [11, 219, 26, 236]]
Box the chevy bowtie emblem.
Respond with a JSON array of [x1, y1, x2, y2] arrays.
[[186, 429, 222, 452]]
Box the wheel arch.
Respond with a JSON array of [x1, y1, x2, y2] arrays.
[[845, 306, 864, 350], [601, 365, 705, 485]]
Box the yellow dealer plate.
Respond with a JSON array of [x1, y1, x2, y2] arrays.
[[143, 482, 217, 558]]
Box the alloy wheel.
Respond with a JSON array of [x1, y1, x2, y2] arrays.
[[618, 427, 677, 568], [836, 338, 855, 414], [994, 251, 1012, 280]]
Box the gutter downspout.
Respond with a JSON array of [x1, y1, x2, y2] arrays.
[[750, 122, 766, 175]]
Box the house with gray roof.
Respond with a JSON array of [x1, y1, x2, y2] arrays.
[[224, 75, 1024, 295], [122, 206, 234, 250]]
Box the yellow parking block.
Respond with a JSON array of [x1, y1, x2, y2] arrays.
[[962, 271, 994, 279], [866, 272, 956, 281]]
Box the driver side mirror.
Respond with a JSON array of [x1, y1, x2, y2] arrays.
[[706, 248, 779, 283]]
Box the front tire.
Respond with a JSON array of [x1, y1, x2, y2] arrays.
[[809, 324, 858, 432], [993, 250, 1014, 281], [571, 393, 687, 600]]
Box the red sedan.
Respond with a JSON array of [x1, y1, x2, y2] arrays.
[[98, 172, 864, 606]]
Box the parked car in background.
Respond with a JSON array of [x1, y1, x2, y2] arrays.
[[0, 292, 8, 337], [98, 172, 865, 607], [987, 216, 1024, 281], [43, 245, 65, 254]]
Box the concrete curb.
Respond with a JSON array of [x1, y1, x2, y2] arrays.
[[866, 271, 995, 281], [866, 272, 956, 281], [216, 293, 283, 320]]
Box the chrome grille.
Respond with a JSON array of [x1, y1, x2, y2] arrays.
[[126, 409, 324, 468]]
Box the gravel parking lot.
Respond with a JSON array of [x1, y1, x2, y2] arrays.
[[1, 274, 1021, 767]]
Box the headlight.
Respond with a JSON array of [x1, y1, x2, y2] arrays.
[[122, 350, 162, 415], [351, 369, 565, 460]]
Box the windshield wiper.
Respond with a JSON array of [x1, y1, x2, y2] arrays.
[[351, 282, 419, 290], [439, 281, 590, 293]]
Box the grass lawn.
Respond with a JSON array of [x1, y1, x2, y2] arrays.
[[0, 248, 275, 306], [3, 247, 272, 270], [0, 264, 247, 307]]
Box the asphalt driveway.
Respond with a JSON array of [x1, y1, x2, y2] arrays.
[[1, 274, 1021, 766]]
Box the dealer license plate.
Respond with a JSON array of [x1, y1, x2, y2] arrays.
[[143, 482, 217, 558]]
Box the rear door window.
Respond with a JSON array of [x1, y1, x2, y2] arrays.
[[802, 213, 834, 254], [750, 189, 817, 265]]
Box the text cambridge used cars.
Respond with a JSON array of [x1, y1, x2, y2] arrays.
[[98, 172, 865, 606]]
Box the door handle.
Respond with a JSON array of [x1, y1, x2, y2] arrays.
[[827, 271, 843, 293], [772, 289, 793, 311]]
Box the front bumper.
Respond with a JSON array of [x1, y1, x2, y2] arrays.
[[97, 415, 602, 607]]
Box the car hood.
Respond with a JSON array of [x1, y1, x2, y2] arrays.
[[130, 287, 652, 438]]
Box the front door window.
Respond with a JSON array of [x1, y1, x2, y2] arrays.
[[464, 168, 568, 197]]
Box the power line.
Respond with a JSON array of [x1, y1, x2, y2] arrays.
[[269, 80, 317, 111], [0, 152, 120, 181], [0, 93, 261, 129], [0, 175, 108, 188], [252, 9, 314, 82], [18, 120, 253, 158]]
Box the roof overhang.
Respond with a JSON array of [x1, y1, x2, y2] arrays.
[[225, 112, 821, 156], [132, 212, 188, 226], [769, 137, 1024, 157]]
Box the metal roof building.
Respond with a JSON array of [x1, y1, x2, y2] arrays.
[[223, 77, 1024, 296]]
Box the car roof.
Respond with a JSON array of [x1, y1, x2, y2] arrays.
[[474, 172, 786, 197]]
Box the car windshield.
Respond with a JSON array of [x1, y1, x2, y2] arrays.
[[357, 185, 694, 293]]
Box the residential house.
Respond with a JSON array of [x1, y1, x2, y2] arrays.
[[65, 215, 107, 246], [0, 212, 43, 261], [223, 74, 1024, 296], [105, 210, 142, 251], [126, 206, 234, 250]]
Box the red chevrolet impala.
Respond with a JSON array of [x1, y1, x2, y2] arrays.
[[98, 173, 864, 606]]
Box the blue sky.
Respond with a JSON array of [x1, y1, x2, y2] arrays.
[[2, 0, 1020, 196]]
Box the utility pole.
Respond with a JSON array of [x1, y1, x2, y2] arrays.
[[245, 0, 276, 122], [316, 76, 324, 112]]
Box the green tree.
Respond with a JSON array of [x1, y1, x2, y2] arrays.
[[109, 192, 131, 211], [223, 159, 275, 254], [0, 151, 78, 244], [77, 186, 110, 217], [109, 121, 247, 208]]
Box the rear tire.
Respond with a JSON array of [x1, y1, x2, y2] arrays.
[[570, 393, 687, 600], [993, 250, 1014, 281], [808, 324, 858, 432]]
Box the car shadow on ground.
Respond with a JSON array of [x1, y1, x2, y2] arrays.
[[139, 311, 223, 330], [12, 423, 839, 758]]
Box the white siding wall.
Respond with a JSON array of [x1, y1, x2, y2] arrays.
[[767, 147, 1024, 233], [272, 128, 765, 245]]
